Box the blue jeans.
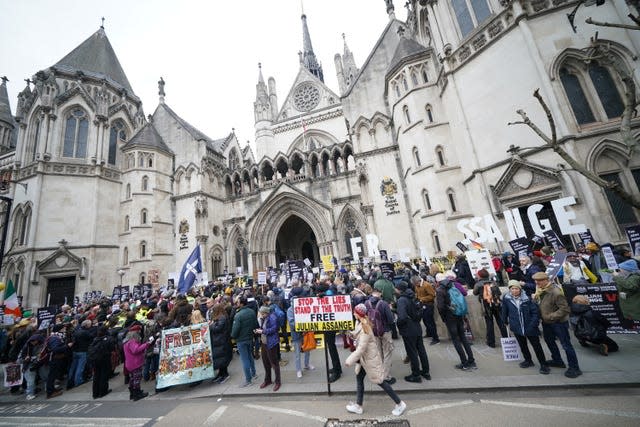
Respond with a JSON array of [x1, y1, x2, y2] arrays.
[[292, 339, 310, 372], [68, 351, 87, 386], [237, 340, 256, 383], [542, 321, 580, 370]]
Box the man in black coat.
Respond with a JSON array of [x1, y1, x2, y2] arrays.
[[394, 281, 430, 383]]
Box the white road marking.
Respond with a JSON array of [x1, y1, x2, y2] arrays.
[[203, 405, 228, 426], [244, 403, 327, 423], [379, 399, 475, 421], [0, 417, 151, 426], [481, 399, 640, 419]]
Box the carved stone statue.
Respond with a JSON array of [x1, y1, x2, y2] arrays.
[[194, 196, 208, 217], [158, 77, 165, 97]]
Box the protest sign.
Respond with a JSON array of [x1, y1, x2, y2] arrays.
[[379, 250, 388, 261], [3, 364, 23, 387], [112, 286, 122, 301], [37, 306, 57, 329], [625, 225, 640, 257], [455, 242, 468, 252], [321, 255, 335, 272], [132, 285, 143, 300], [543, 230, 562, 249], [600, 245, 618, 271], [501, 336, 521, 361], [508, 237, 529, 258], [379, 262, 394, 280], [578, 229, 595, 245], [563, 283, 639, 333], [257, 271, 267, 285], [292, 295, 355, 332], [157, 322, 214, 388], [465, 250, 496, 277], [545, 252, 567, 281], [120, 286, 131, 301], [288, 260, 305, 281]]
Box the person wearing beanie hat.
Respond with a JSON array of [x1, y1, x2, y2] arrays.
[[345, 300, 406, 417], [123, 323, 151, 401], [501, 276, 550, 374], [394, 280, 431, 383], [613, 260, 640, 322], [257, 303, 282, 392], [533, 270, 582, 378], [473, 269, 507, 348]]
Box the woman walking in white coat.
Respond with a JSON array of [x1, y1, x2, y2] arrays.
[[345, 303, 407, 416]]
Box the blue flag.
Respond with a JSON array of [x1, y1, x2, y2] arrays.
[[177, 245, 202, 294]]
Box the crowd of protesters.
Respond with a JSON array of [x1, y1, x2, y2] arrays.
[[0, 242, 638, 416]]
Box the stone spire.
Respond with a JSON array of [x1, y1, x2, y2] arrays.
[[158, 77, 165, 104], [300, 13, 324, 82], [254, 63, 272, 123], [385, 0, 395, 20], [0, 77, 16, 150]]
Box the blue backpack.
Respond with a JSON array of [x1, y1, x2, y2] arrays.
[[448, 286, 468, 317]]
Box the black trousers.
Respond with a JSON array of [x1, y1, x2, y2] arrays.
[[323, 331, 341, 373], [92, 359, 111, 398], [484, 306, 508, 346], [445, 316, 474, 364], [355, 366, 400, 406], [515, 334, 547, 366], [402, 334, 429, 376]]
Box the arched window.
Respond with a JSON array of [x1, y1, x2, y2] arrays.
[[140, 241, 147, 258], [413, 147, 421, 167], [560, 67, 595, 125], [402, 77, 408, 91], [452, 0, 491, 37], [436, 146, 446, 166], [19, 207, 30, 245], [123, 247, 129, 265], [31, 118, 41, 162], [141, 209, 148, 225], [126, 183, 131, 199], [138, 153, 145, 167], [447, 189, 458, 213], [63, 108, 88, 158], [139, 273, 146, 284], [394, 83, 401, 98], [212, 250, 223, 277], [403, 106, 411, 124], [431, 230, 442, 253], [124, 215, 130, 231], [108, 121, 126, 165], [426, 104, 434, 123], [229, 149, 240, 170], [142, 176, 149, 191], [411, 72, 419, 86], [148, 156, 153, 168], [423, 190, 432, 211], [421, 68, 429, 84], [589, 63, 624, 119]]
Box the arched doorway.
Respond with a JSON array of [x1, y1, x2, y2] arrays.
[[275, 215, 319, 265]]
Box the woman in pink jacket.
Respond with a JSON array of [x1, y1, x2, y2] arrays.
[[123, 324, 152, 401]]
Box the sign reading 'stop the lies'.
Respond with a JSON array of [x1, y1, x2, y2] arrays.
[[456, 196, 586, 245]]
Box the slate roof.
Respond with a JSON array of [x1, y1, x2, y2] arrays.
[[52, 28, 135, 94], [122, 121, 173, 155], [156, 103, 226, 153], [386, 36, 428, 78]]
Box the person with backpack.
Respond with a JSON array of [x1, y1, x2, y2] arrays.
[[613, 259, 640, 325], [18, 331, 46, 400], [473, 269, 508, 348], [366, 288, 396, 384], [89, 325, 115, 399], [501, 280, 550, 374], [570, 295, 618, 356], [394, 281, 430, 383], [436, 277, 476, 370]]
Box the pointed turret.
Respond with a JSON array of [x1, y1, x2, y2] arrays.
[[335, 34, 360, 95], [0, 77, 16, 151], [254, 63, 272, 123], [52, 27, 135, 95], [300, 14, 324, 82]]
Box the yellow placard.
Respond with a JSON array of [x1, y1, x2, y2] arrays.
[[321, 255, 335, 272]]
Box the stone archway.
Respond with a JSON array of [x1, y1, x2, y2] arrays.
[[275, 215, 319, 265], [247, 190, 334, 272]]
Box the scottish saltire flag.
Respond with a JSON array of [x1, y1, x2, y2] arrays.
[[177, 246, 202, 294]]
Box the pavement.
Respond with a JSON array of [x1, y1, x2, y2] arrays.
[[1, 332, 639, 404]]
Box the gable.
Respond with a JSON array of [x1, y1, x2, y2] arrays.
[[38, 242, 85, 278], [276, 67, 341, 122], [493, 159, 562, 207]]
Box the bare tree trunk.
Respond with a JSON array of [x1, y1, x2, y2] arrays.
[[508, 89, 640, 209]]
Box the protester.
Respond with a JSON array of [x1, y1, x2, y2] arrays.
[[414, 275, 439, 344], [90, 326, 114, 399], [45, 323, 70, 399], [18, 331, 47, 400], [123, 324, 152, 401], [559, 252, 596, 284], [436, 277, 476, 370], [67, 319, 95, 389], [472, 269, 507, 348], [501, 280, 550, 374], [209, 303, 232, 384], [570, 295, 618, 355], [395, 280, 430, 383], [345, 303, 406, 417], [230, 295, 258, 387], [613, 259, 640, 326], [366, 288, 396, 383], [453, 254, 474, 289], [256, 305, 281, 392], [287, 289, 315, 378], [533, 272, 582, 378]]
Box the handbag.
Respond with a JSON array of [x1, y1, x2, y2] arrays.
[[301, 331, 317, 352]]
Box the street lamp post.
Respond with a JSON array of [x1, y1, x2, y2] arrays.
[[117, 269, 125, 286]]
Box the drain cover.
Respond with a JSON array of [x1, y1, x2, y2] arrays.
[[324, 419, 410, 427]]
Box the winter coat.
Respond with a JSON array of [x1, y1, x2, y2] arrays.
[[473, 279, 502, 314], [123, 338, 149, 371], [259, 312, 280, 349], [18, 334, 45, 370], [570, 303, 609, 341], [415, 281, 436, 304], [535, 286, 570, 324], [501, 292, 541, 336], [395, 289, 421, 337], [453, 259, 474, 288], [72, 327, 95, 352], [287, 305, 302, 342], [373, 277, 395, 303], [345, 322, 384, 385], [614, 273, 640, 320], [521, 264, 542, 296], [209, 314, 232, 370], [367, 295, 394, 332], [231, 306, 259, 343]]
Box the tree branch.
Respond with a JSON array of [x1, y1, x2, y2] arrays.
[[511, 91, 640, 210], [585, 17, 640, 30]]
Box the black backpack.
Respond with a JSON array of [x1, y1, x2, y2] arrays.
[[87, 336, 109, 362], [403, 295, 423, 322], [572, 314, 605, 342]]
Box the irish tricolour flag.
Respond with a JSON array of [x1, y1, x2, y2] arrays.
[[2, 280, 22, 318]]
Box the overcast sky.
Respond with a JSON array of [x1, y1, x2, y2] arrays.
[[1, 0, 407, 149]]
